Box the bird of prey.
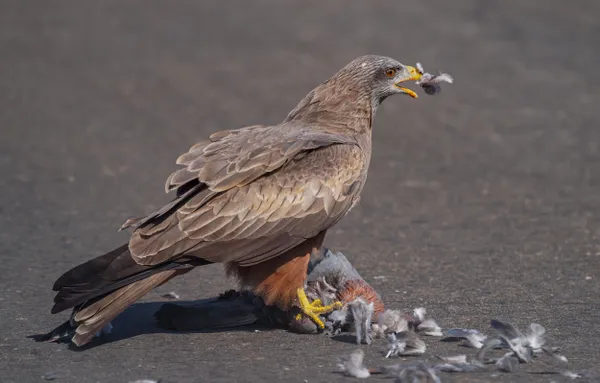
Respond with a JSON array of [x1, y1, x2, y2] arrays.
[[41, 55, 424, 346]]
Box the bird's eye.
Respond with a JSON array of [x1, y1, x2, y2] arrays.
[[385, 68, 396, 78]]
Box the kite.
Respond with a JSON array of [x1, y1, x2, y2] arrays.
[[38, 55, 451, 346]]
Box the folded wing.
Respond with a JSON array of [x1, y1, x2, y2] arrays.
[[127, 122, 365, 267]]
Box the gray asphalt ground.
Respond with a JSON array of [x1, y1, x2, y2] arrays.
[[1, 1, 600, 382]]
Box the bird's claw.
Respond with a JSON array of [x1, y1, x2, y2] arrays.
[[295, 288, 342, 329]]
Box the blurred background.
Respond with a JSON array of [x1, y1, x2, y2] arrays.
[[1, 1, 599, 382]]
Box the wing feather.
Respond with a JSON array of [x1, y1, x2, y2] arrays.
[[128, 122, 365, 267]]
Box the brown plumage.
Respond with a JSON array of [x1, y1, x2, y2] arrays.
[[226, 230, 327, 308], [40, 55, 424, 346]]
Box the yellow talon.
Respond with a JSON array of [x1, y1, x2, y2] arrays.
[[295, 288, 343, 329]]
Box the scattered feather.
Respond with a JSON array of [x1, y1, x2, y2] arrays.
[[510, 344, 533, 364], [561, 370, 584, 379], [463, 333, 487, 349], [417, 318, 443, 337], [410, 307, 443, 336], [145, 250, 591, 380], [385, 333, 406, 358], [433, 355, 485, 373], [496, 352, 519, 373], [413, 307, 427, 323], [375, 309, 409, 336], [475, 336, 505, 362], [371, 323, 385, 338], [385, 332, 426, 358], [554, 354, 569, 363], [348, 298, 374, 345], [481, 319, 543, 363], [378, 361, 441, 382], [161, 291, 180, 300], [42, 372, 58, 381], [445, 328, 485, 340], [443, 328, 487, 348], [402, 332, 427, 355], [490, 319, 523, 340], [525, 323, 546, 352], [435, 361, 484, 373], [542, 347, 569, 363], [391, 361, 441, 383], [445, 328, 483, 338], [337, 349, 370, 378]]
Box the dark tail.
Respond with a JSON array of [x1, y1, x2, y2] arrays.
[[38, 244, 210, 346], [51, 243, 189, 314]]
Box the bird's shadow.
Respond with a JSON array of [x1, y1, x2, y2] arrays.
[[330, 334, 360, 344], [30, 299, 273, 351]]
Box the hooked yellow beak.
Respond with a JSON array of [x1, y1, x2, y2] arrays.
[[394, 65, 423, 99]]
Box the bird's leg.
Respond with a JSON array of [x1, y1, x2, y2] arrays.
[[294, 288, 342, 329]]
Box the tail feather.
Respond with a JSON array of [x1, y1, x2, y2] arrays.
[[71, 269, 181, 346], [53, 244, 130, 291], [50, 244, 205, 314], [51, 258, 188, 314], [41, 242, 212, 346]]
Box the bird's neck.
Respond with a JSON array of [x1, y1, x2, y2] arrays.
[[283, 81, 376, 136]]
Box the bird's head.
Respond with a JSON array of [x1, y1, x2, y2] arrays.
[[334, 55, 423, 103], [285, 55, 426, 125]]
